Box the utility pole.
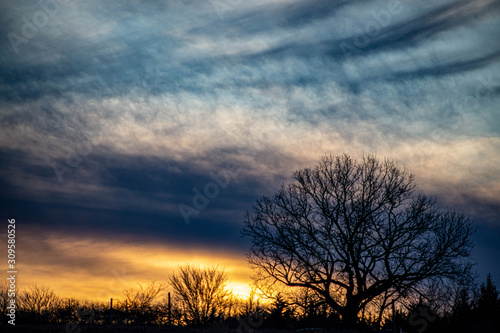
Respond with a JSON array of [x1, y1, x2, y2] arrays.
[[168, 292, 172, 325], [392, 301, 397, 332], [110, 298, 113, 325]]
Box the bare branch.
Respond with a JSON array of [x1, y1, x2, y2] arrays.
[[243, 154, 475, 327]]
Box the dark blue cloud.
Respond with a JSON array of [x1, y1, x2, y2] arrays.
[[0, 144, 278, 252]]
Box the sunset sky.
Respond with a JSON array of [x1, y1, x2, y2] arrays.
[[1, 0, 500, 302]]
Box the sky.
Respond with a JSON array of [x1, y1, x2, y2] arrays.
[[0, 0, 499, 302]]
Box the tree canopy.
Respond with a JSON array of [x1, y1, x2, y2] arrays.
[[243, 154, 475, 326], [169, 264, 234, 325]]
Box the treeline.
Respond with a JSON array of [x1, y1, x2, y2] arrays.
[[1, 267, 500, 332]]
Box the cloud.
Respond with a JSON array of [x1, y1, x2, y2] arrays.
[[1, 0, 500, 292], [14, 225, 254, 300]]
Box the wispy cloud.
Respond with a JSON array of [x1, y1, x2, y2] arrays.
[[1, 0, 499, 285]]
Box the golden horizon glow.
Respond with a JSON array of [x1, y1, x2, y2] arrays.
[[13, 227, 256, 302]]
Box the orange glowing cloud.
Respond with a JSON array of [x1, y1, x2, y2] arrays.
[[14, 226, 255, 302]]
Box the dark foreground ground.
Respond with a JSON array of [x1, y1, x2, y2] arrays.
[[0, 324, 390, 333], [1, 323, 499, 333]]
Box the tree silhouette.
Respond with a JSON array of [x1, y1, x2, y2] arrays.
[[18, 284, 59, 323], [449, 286, 474, 332], [169, 264, 234, 326], [239, 286, 265, 319], [0, 279, 9, 322], [121, 281, 167, 324], [243, 154, 476, 327], [475, 273, 500, 325]]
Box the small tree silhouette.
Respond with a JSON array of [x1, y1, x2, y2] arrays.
[[437, 286, 474, 333], [169, 264, 234, 326], [475, 273, 500, 324], [0, 279, 9, 322], [18, 284, 59, 323], [121, 281, 167, 324]]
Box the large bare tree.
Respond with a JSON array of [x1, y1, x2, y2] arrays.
[[243, 154, 475, 326]]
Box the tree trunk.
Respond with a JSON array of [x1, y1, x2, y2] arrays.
[[340, 303, 361, 328]]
